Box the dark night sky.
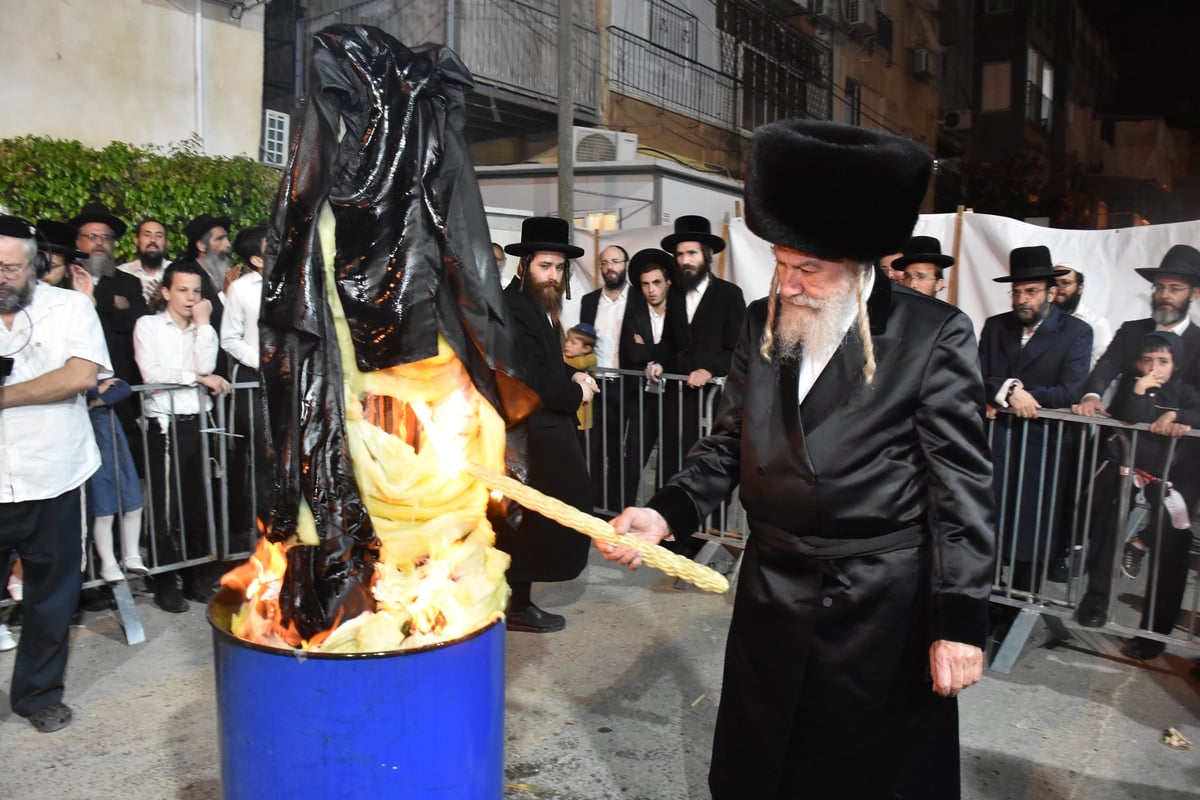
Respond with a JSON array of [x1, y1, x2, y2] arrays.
[[1088, 1, 1200, 121]]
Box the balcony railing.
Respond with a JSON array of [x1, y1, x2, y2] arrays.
[[1025, 80, 1052, 133], [608, 26, 738, 130]]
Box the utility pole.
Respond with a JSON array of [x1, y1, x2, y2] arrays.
[[557, 0, 574, 227]]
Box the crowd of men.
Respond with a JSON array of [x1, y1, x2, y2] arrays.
[[0, 203, 267, 732]]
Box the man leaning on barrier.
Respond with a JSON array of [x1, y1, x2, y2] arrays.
[[0, 215, 111, 732], [600, 120, 995, 799]]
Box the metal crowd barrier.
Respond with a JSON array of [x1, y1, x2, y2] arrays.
[[987, 407, 1199, 669]]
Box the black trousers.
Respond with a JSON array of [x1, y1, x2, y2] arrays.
[[145, 416, 212, 568], [225, 365, 266, 554], [622, 388, 661, 506], [0, 488, 84, 716], [586, 376, 626, 514]]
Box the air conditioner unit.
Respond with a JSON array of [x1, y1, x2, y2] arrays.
[[811, 0, 842, 26], [909, 47, 934, 77], [260, 109, 290, 168], [941, 109, 972, 131], [845, 0, 878, 32], [572, 127, 639, 163]]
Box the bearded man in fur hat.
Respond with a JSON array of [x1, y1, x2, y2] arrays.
[[600, 120, 995, 799]]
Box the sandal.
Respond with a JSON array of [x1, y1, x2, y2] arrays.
[[26, 702, 72, 733]]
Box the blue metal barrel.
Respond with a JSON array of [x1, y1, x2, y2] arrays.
[[209, 588, 505, 799]]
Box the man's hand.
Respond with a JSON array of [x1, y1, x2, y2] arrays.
[[686, 368, 712, 388], [572, 370, 598, 404], [223, 266, 244, 294], [192, 299, 213, 327], [1150, 410, 1191, 438], [70, 265, 95, 303], [112, 295, 130, 310], [198, 373, 230, 396], [633, 333, 645, 345], [645, 362, 663, 383], [1008, 386, 1040, 418], [929, 640, 983, 697], [598, 506, 672, 569], [985, 404, 997, 420], [1071, 395, 1108, 417]]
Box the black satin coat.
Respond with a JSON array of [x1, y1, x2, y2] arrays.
[[259, 25, 535, 638], [648, 274, 995, 799]]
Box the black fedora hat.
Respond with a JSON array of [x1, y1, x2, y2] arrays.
[[1134, 244, 1200, 284], [628, 248, 676, 286], [0, 214, 38, 241], [184, 213, 233, 245], [68, 201, 127, 238], [504, 217, 584, 259], [892, 235, 954, 270], [993, 245, 1068, 283], [744, 120, 930, 261], [36, 220, 87, 262], [660, 215, 725, 255]]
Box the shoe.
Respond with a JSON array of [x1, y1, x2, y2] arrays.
[[152, 577, 189, 614], [1121, 636, 1165, 661], [1121, 542, 1145, 579], [1047, 557, 1070, 583], [121, 556, 149, 576], [78, 586, 114, 612], [99, 561, 125, 583], [181, 578, 216, 604], [506, 603, 565, 633], [0, 623, 15, 652], [25, 702, 72, 733], [1076, 593, 1107, 628]]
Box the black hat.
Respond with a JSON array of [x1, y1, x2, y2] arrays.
[[68, 202, 127, 238], [1134, 244, 1200, 285], [36, 220, 88, 262], [184, 213, 233, 245], [503, 217, 584, 259], [744, 120, 931, 261], [628, 248, 675, 285], [660, 215, 725, 255], [892, 235, 954, 270], [0, 214, 38, 241], [993, 246, 1069, 283]]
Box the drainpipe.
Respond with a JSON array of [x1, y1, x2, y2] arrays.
[[194, 0, 206, 151]]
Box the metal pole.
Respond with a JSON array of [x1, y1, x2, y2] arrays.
[[557, 0, 574, 225]]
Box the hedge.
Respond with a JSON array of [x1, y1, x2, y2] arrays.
[[0, 135, 281, 261]]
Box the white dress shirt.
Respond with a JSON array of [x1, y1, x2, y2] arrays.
[[685, 274, 710, 324], [0, 283, 110, 502], [220, 270, 262, 371], [592, 285, 628, 369], [1069, 304, 1113, 369], [118, 259, 172, 302], [649, 305, 667, 344], [797, 270, 874, 404], [133, 311, 218, 420]]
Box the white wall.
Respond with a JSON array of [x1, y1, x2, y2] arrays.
[[0, 0, 265, 157]]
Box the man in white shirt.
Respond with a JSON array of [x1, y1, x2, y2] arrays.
[[1053, 265, 1112, 369], [0, 215, 110, 732], [578, 244, 630, 512], [118, 219, 171, 303], [221, 225, 268, 551], [134, 261, 230, 613]]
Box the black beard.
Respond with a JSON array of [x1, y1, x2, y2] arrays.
[[602, 269, 627, 291], [524, 276, 563, 316], [676, 260, 710, 293], [86, 252, 116, 280], [138, 250, 165, 269], [1015, 301, 1052, 329], [1055, 291, 1081, 314], [0, 278, 35, 313]]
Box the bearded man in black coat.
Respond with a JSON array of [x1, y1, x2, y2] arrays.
[[601, 121, 995, 799], [500, 217, 599, 633]]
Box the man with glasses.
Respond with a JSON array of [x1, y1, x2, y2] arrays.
[[893, 235, 953, 298], [0, 215, 110, 732], [579, 244, 631, 512], [979, 246, 1092, 592], [1052, 265, 1111, 368]]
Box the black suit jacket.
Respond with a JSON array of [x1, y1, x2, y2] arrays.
[[618, 294, 669, 371], [659, 276, 745, 377], [978, 304, 1092, 408], [93, 269, 148, 383], [1085, 317, 1200, 398]]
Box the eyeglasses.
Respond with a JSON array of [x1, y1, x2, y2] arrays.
[[79, 232, 116, 243], [599, 258, 627, 267], [0, 261, 29, 279], [1152, 283, 1191, 296], [1008, 287, 1047, 299]]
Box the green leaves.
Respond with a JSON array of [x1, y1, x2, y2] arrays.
[[0, 135, 281, 260]]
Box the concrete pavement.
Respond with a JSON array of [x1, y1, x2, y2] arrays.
[[1, 549, 1197, 799]]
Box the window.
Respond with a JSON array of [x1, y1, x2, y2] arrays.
[[1025, 45, 1054, 132], [261, 109, 289, 168], [980, 61, 1011, 112], [649, 0, 697, 60], [843, 79, 862, 126]]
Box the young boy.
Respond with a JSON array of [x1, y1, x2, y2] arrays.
[[1077, 331, 1198, 659], [563, 323, 598, 433]]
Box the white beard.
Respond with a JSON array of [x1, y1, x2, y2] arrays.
[[774, 269, 858, 363]]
